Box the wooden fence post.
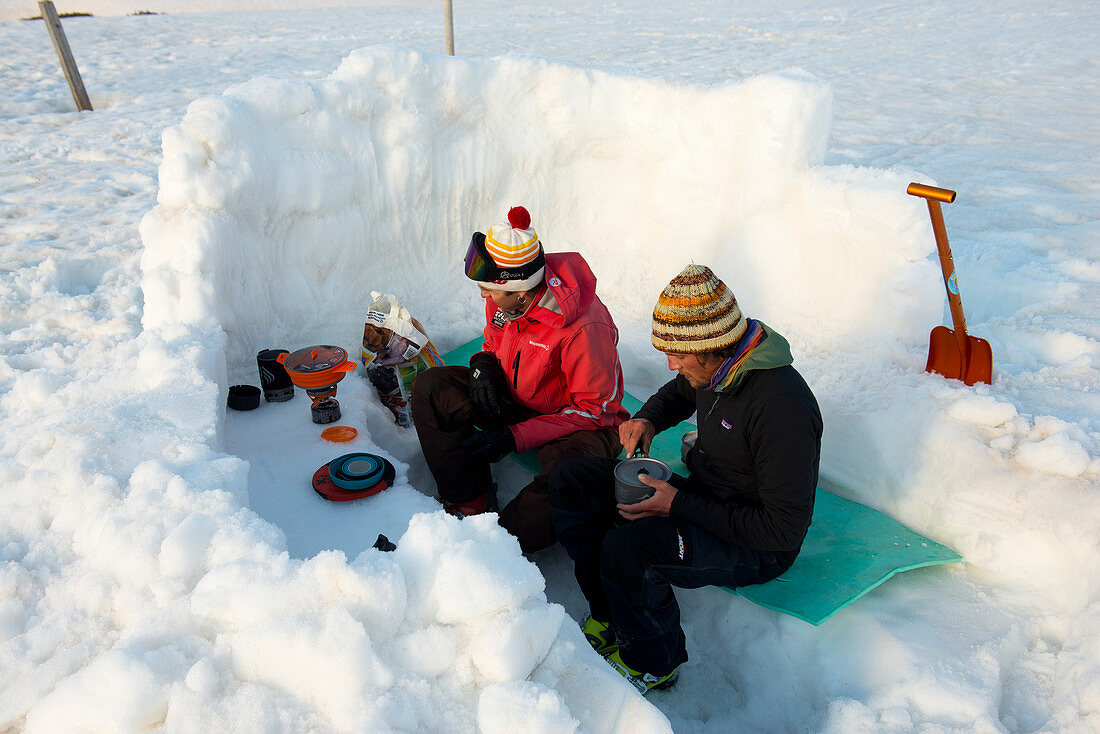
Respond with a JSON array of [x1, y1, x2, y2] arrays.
[[39, 0, 93, 111], [444, 0, 454, 55]]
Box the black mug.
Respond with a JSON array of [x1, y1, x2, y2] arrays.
[[257, 349, 294, 402]]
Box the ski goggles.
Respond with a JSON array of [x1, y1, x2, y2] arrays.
[[463, 232, 501, 282]]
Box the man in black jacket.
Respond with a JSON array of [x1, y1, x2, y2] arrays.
[[548, 264, 822, 695]]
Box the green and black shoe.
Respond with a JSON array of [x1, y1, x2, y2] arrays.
[[606, 650, 680, 695], [580, 614, 617, 656]]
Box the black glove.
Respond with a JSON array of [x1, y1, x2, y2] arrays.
[[461, 428, 516, 463], [468, 352, 506, 419], [372, 533, 397, 552]]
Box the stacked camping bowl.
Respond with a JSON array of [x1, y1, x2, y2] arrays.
[[312, 452, 396, 501]]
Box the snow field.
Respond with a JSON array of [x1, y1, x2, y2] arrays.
[[2, 1, 1098, 732]]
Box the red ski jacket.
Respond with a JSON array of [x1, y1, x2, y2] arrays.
[[480, 252, 628, 453]]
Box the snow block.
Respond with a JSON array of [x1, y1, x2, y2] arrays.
[[444, 337, 962, 626], [139, 47, 940, 375]]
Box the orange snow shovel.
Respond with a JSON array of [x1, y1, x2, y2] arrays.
[[908, 182, 993, 386]]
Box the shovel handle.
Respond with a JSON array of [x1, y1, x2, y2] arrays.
[[906, 182, 956, 203], [908, 182, 971, 361]]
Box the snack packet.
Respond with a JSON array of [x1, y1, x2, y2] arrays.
[[361, 292, 443, 426]]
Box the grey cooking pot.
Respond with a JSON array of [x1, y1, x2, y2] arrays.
[[681, 430, 698, 464], [614, 456, 672, 505]]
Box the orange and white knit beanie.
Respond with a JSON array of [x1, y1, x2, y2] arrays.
[[652, 265, 746, 354], [479, 206, 546, 292]]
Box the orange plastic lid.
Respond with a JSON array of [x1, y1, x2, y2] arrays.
[[321, 426, 359, 443]]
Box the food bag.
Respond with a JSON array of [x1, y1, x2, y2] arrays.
[[360, 292, 443, 427]]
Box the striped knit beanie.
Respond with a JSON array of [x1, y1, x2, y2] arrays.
[[652, 265, 746, 354], [478, 206, 546, 292]]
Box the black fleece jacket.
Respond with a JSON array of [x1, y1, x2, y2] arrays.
[[634, 325, 822, 565]]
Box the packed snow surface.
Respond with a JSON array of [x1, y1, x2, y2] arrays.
[[1, 1, 1098, 732]]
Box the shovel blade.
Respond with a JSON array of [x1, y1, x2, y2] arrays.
[[926, 326, 993, 386]]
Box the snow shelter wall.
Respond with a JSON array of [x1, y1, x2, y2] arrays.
[[139, 46, 940, 370]]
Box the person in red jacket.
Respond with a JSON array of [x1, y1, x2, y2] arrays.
[[410, 206, 628, 553]]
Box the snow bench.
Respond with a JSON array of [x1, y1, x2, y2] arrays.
[[444, 338, 962, 625]]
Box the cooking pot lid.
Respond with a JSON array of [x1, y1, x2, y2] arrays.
[[284, 345, 349, 374], [614, 457, 672, 487]]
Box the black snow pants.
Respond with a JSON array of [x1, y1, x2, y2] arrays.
[[410, 365, 620, 553], [548, 455, 788, 676]]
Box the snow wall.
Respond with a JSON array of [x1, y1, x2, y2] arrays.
[[129, 47, 962, 733], [140, 46, 941, 376]]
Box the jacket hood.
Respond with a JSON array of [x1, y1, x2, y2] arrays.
[[718, 321, 794, 394], [528, 252, 596, 328]]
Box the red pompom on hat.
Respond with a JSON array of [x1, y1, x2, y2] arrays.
[[508, 206, 532, 230]]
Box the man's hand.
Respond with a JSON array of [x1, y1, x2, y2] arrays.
[[618, 418, 656, 457], [468, 352, 505, 420], [618, 472, 676, 521], [461, 427, 516, 463]]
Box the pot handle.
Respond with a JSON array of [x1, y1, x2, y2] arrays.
[[336, 360, 357, 374], [276, 352, 288, 364]]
